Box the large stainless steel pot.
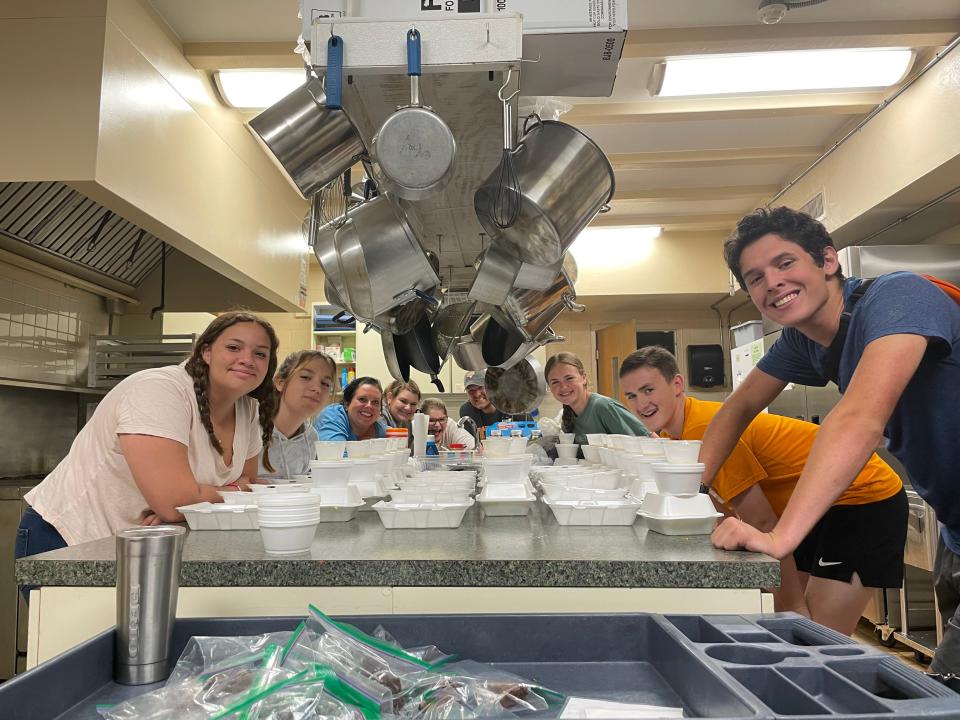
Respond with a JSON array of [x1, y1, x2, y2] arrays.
[[249, 76, 365, 199], [334, 196, 440, 332], [485, 355, 546, 415], [451, 314, 489, 372], [500, 253, 584, 341], [431, 293, 476, 364], [313, 220, 353, 316], [474, 116, 615, 265], [479, 311, 564, 370]]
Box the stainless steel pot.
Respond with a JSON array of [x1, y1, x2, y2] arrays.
[[249, 76, 365, 199], [313, 220, 354, 316], [484, 355, 546, 415], [500, 253, 584, 341], [451, 314, 490, 371], [334, 196, 440, 332], [431, 293, 477, 363], [474, 116, 615, 265], [479, 311, 564, 370], [468, 244, 521, 306]]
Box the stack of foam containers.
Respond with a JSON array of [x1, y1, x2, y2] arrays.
[[640, 439, 721, 535], [537, 444, 640, 524]]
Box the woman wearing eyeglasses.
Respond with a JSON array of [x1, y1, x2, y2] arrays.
[[421, 397, 476, 449], [315, 376, 388, 441], [258, 350, 338, 480]]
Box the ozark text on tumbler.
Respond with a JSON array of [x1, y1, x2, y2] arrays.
[[114, 525, 186, 685]]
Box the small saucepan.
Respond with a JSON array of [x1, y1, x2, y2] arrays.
[[372, 28, 456, 201]]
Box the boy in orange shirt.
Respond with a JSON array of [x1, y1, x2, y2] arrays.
[[619, 346, 906, 635]]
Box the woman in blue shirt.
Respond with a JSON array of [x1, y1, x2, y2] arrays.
[[315, 376, 387, 441]]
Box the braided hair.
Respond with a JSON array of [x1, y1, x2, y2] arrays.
[[545, 352, 589, 434], [184, 311, 280, 473]]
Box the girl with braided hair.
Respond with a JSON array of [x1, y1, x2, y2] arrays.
[[258, 350, 337, 480], [18, 312, 279, 553]]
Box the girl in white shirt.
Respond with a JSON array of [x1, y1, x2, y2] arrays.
[[17, 312, 280, 551], [258, 350, 338, 480]]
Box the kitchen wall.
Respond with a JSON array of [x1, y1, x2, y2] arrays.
[[0, 387, 80, 475], [0, 259, 108, 475], [538, 304, 760, 422], [0, 260, 108, 386]]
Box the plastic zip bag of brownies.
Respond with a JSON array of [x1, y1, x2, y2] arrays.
[[433, 659, 565, 713], [299, 606, 445, 713]]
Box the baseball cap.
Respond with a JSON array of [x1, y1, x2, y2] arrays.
[[463, 369, 486, 389]]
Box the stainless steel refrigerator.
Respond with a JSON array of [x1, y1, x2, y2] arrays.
[[759, 244, 960, 660]]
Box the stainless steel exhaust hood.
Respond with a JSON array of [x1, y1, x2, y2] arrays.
[[0, 181, 171, 296]]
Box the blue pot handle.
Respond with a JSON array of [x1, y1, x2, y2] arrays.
[[407, 29, 422, 77], [327, 34, 344, 109]]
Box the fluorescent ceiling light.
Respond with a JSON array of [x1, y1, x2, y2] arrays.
[[215, 69, 306, 109], [570, 226, 661, 268], [656, 48, 913, 97]]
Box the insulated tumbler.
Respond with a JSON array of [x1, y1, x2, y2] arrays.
[[114, 525, 186, 685]]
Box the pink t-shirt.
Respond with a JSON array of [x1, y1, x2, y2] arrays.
[[25, 364, 262, 545]]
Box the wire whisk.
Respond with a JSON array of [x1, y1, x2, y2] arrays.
[[491, 69, 521, 229]]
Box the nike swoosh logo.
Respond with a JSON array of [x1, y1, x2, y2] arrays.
[[818, 558, 843, 567]]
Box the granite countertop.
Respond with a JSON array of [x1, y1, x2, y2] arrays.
[[16, 504, 780, 589]]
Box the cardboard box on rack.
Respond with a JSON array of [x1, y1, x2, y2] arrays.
[[301, 0, 626, 96]]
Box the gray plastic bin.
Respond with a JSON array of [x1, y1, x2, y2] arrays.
[[2, 612, 958, 719]]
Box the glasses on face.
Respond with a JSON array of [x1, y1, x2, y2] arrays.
[[428, 415, 447, 427]]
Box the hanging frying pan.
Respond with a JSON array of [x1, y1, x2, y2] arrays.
[[382, 330, 411, 383], [397, 314, 445, 392]]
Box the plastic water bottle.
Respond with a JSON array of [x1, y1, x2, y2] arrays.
[[426, 439, 439, 456]]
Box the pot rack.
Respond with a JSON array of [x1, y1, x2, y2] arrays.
[[309, 14, 523, 291]]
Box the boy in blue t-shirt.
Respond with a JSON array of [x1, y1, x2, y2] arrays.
[[700, 206, 960, 672]]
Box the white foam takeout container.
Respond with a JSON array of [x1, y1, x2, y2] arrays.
[[390, 488, 473, 504], [372, 499, 474, 529], [248, 482, 311, 494], [309, 485, 363, 506], [477, 484, 537, 516], [178, 502, 259, 530], [540, 484, 628, 502], [542, 498, 642, 526], [640, 490, 721, 535]]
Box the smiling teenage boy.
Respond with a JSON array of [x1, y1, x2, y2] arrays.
[[700, 206, 960, 673], [618, 346, 904, 635]]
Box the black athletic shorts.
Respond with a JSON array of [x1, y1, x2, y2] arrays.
[[793, 488, 907, 588]]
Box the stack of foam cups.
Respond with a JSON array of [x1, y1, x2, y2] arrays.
[[257, 494, 322, 555]]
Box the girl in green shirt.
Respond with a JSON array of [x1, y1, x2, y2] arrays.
[[545, 352, 652, 444]]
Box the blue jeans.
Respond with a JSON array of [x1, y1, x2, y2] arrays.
[[15, 506, 67, 559], [16, 507, 67, 602]]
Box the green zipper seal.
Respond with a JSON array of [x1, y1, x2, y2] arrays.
[[279, 621, 307, 667], [308, 605, 433, 669]]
